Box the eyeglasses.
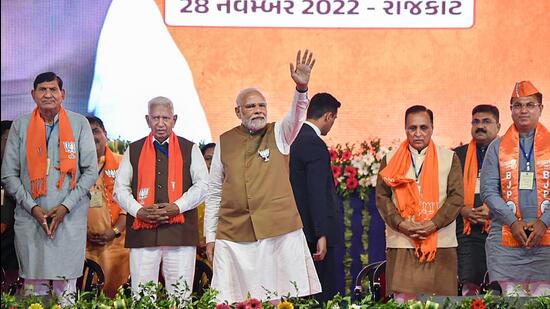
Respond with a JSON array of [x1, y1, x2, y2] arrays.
[[471, 119, 495, 126], [511, 102, 541, 111]]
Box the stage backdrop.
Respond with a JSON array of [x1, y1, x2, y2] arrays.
[[2, 0, 549, 148]]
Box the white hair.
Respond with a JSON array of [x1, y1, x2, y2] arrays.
[[148, 96, 174, 114], [235, 87, 266, 107]]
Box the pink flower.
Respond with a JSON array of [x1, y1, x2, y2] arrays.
[[236, 302, 247, 309], [342, 150, 352, 161], [346, 177, 358, 190], [246, 298, 262, 309], [216, 304, 232, 309], [332, 165, 342, 178], [344, 166, 357, 178]]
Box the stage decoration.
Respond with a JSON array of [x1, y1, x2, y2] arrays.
[[2, 283, 549, 308], [330, 139, 391, 200], [330, 139, 392, 294]]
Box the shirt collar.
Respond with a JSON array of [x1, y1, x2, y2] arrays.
[[304, 121, 321, 137], [153, 137, 169, 145], [408, 144, 428, 156]]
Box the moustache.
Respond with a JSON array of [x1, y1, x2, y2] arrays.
[[475, 128, 487, 134]]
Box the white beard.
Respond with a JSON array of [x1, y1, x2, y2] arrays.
[[243, 116, 267, 132]]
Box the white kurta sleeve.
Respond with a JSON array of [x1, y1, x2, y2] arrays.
[[274, 90, 309, 155], [113, 148, 142, 218], [204, 141, 223, 243], [173, 143, 209, 213]]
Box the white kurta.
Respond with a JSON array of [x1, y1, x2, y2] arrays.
[[205, 90, 321, 303]]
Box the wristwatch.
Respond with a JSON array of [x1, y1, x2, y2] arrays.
[[113, 227, 122, 238]]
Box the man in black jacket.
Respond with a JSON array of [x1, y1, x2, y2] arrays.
[[290, 93, 342, 303], [454, 104, 500, 295]]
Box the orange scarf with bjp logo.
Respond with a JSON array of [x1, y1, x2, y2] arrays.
[[132, 132, 185, 230], [462, 140, 490, 235], [101, 147, 122, 225], [26, 107, 77, 199], [379, 140, 439, 262], [499, 123, 550, 247]]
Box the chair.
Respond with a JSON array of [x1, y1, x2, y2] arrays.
[[2, 265, 23, 296], [479, 271, 502, 295], [1, 266, 5, 289], [76, 258, 105, 294], [353, 260, 386, 301], [372, 261, 387, 301]]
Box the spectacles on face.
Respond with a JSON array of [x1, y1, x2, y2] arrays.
[[471, 119, 495, 126], [510, 102, 541, 111]]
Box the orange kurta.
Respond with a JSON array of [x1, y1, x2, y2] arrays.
[[86, 153, 129, 297]]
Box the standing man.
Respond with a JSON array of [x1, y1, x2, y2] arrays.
[[480, 81, 550, 296], [200, 143, 216, 171], [204, 50, 321, 304], [454, 105, 500, 295], [85, 116, 129, 297], [376, 105, 463, 302], [114, 96, 209, 298], [1, 72, 98, 298], [289, 93, 342, 303]]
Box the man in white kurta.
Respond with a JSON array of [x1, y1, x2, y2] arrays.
[[204, 50, 321, 304], [114, 96, 208, 298]]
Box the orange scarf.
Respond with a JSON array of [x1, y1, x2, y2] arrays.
[[132, 132, 185, 230], [26, 107, 77, 199], [379, 140, 439, 262], [101, 147, 122, 225], [462, 140, 490, 235], [499, 123, 550, 247]]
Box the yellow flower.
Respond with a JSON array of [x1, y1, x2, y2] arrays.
[[28, 304, 44, 309], [52, 305, 62, 309], [277, 301, 294, 309]]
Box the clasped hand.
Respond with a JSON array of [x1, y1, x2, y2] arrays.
[[136, 203, 180, 225], [398, 219, 437, 240], [32, 204, 68, 239], [461, 204, 489, 224], [511, 219, 547, 248]]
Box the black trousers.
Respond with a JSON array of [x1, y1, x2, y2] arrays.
[[307, 241, 338, 304]]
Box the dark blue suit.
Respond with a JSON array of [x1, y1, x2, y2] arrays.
[[290, 123, 342, 303]]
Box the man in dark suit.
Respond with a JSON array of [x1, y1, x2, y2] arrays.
[[290, 92, 342, 303]]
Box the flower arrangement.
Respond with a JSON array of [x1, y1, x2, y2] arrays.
[[2, 286, 550, 309], [330, 139, 391, 200]]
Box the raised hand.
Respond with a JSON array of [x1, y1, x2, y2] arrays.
[[290, 49, 316, 91]]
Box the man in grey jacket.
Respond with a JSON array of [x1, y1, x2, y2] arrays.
[[1, 72, 97, 300]]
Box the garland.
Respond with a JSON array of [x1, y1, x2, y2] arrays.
[[343, 197, 353, 295]]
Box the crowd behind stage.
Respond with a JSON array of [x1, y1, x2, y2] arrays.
[[1, 51, 549, 306]]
